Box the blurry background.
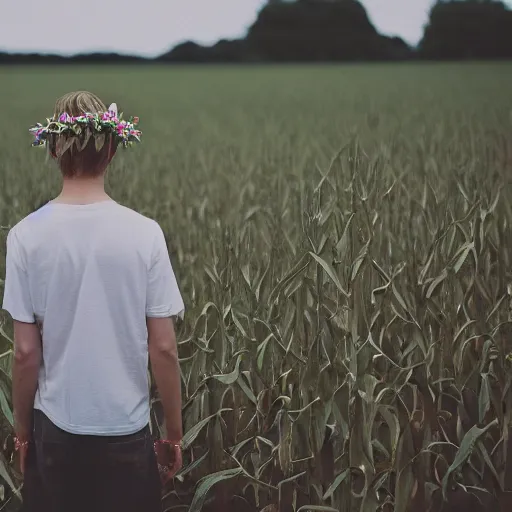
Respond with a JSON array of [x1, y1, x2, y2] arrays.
[[1, 2, 512, 512], [1, 0, 512, 62]]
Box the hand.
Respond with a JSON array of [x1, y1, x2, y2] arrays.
[[18, 443, 29, 476], [14, 435, 30, 476], [154, 440, 183, 486]]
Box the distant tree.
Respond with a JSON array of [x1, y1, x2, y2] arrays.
[[157, 0, 412, 63], [246, 0, 411, 62], [159, 40, 253, 63], [0, 52, 145, 65], [419, 0, 512, 59], [209, 40, 256, 62], [159, 41, 212, 63]]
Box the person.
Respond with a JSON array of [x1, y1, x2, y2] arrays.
[[2, 91, 185, 512]]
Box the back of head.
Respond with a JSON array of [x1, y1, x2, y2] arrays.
[[30, 91, 141, 178], [49, 91, 116, 178]]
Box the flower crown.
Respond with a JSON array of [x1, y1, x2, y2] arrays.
[[29, 103, 142, 149]]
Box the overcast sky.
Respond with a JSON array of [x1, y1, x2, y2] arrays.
[[1, 0, 511, 57]]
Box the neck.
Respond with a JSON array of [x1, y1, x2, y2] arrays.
[[54, 175, 110, 205]]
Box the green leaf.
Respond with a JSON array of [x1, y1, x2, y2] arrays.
[[278, 471, 306, 487], [177, 450, 209, 479], [380, 406, 400, 461], [323, 468, 349, 500], [477, 441, 502, 491], [211, 355, 243, 385], [453, 242, 474, 273], [351, 242, 369, 282], [478, 374, 490, 424], [259, 506, 278, 512], [297, 506, 339, 512], [392, 283, 409, 315], [441, 419, 498, 500], [426, 269, 448, 299], [182, 408, 233, 450], [309, 252, 349, 298], [288, 397, 320, 420], [231, 310, 249, 339], [0, 387, 13, 427], [189, 468, 243, 512], [257, 334, 274, 372], [395, 420, 416, 512], [0, 325, 13, 345], [335, 213, 354, 258], [268, 255, 309, 306], [256, 436, 275, 450], [230, 438, 253, 458], [0, 451, 19, 499], [236, 375, 257, 405]]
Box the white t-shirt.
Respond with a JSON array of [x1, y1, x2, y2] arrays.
[[2, 199, 185, 436]]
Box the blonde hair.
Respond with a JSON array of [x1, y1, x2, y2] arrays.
[[49, 91, 117, 178]]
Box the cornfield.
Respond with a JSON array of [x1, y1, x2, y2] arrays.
[[1, 63, 512, 511]]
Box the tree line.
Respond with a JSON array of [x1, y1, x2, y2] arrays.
[[1, 0, 512, 64]]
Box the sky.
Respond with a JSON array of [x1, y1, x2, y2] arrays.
[[1, 0, 511, 57]]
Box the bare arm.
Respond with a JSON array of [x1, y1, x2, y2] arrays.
[[12, 320, 42, 441], [147, 316, 183, 442]]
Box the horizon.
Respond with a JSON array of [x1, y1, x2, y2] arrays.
[[4, 0, 508, 58]]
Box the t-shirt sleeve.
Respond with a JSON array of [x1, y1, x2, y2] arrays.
[[146, 223, 185, 319], [2, 228, 35, 324]]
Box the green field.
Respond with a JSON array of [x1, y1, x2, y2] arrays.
[[1, 63, 512, 511]]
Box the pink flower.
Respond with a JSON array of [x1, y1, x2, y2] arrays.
[[116, 121, 127, 132], [101, 111, 119, 123], [59, 113, 71, 123], [133, 116, 139, 124]]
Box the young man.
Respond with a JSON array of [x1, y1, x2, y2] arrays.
[[2, 91, 185, 512]]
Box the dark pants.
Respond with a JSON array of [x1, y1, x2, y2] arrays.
[[21, 409, 161, 512]]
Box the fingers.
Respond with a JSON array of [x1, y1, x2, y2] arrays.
[[19, 445, 28, 475], [156, 444, 183, 486], [167, 448, 183, 478], [163, 447, 182, 481]]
